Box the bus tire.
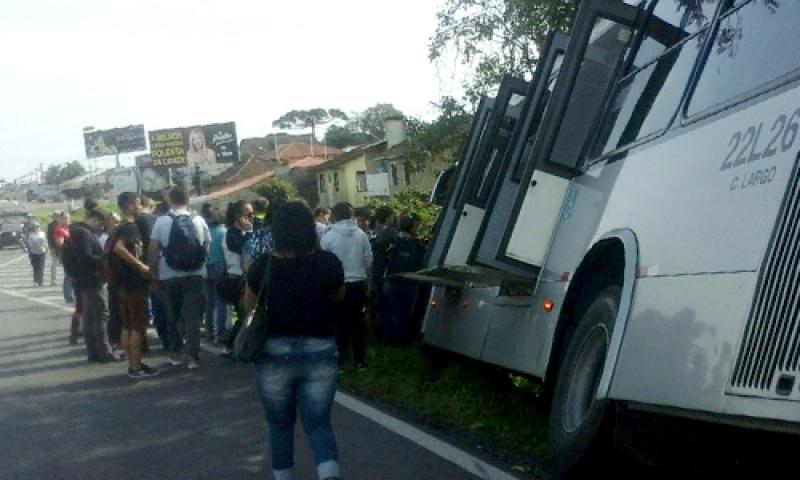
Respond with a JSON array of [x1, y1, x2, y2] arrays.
[[548, 285, 620, 476]]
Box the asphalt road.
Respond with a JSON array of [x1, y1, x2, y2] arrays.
[[0, 247, 489, 480]]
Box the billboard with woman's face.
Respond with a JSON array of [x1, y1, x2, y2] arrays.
[[149, 122, 238, 170]]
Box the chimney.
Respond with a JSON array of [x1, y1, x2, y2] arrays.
[[384, 117, 406, 149]]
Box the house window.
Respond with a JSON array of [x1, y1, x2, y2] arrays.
[[403, 161, 413, 186], [390, 164, 399, 186], [334, 172, 340, 192], [319, 174, 326, 193], [356, 171, 368, 192]]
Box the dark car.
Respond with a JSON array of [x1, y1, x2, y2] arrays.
[[0, 211, 31, 251]]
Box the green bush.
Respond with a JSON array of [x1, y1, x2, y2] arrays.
[[252, 178, 298, 203], [366, 188, 441, 237]]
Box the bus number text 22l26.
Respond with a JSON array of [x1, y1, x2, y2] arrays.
[[721, 109, 800, 171]]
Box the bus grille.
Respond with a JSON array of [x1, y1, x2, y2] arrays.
[[729, 159, 800, 400]]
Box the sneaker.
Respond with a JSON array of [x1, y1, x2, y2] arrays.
[[128, 364, 160, 378], [168, 356, 184, 367], [186, 358, 200, 370]]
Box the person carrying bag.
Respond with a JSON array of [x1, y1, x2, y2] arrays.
[[242, 201, 345, 480]]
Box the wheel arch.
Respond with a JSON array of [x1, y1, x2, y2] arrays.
[[544, 228, 639, 400]]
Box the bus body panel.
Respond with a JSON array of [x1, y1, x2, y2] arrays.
[[609, 272, 757, 413], [505, 171, 571, 266], [542, 81, 800, 418], [423, 286, 493, 359], [480, 280, 568, 377], [444, 204, 486, 265]]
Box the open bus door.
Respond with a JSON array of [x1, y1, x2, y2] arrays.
[[441, 75, 529, 267], [469, 32, 570, 276], [423, 97, 494, 271], [412, 77, 530, 287], [494, 1, 639, 270]]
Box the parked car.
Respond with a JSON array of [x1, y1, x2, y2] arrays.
[[0, 211, 31, 251]]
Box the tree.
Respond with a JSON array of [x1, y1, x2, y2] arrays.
[[43, 160, 87, 185], [252, 178, 298, 203], [323, 125, 372, 149], [322, 103, 405, 148], [429, 0, 577, 103], [272, 108, 349, 140], [351, 103, 405, 141], [406, 97, 473, 168]]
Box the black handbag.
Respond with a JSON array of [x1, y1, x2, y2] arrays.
[[233, 256, 272, 363]]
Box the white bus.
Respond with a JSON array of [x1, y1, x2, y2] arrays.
[[416, 0, 800, 473]]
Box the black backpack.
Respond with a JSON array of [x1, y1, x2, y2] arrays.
[[164, 214, 206, 271], [61, 236, 81, 279], [385, 237, 423, 277]]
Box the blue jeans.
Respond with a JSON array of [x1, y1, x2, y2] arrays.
[[63, 274, 75, 303], [204, 263, 228, 337], [254, 337, 340, 480]]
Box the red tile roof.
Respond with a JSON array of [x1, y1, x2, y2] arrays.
[[208, 171, 274, 199], [288, 156, 334, 169]]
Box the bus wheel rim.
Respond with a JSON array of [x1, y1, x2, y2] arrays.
[[563, 323, 608, 433]]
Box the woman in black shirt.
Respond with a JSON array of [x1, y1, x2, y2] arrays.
[[244, 201, 344, 480]]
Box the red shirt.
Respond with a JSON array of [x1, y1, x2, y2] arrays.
[[54, 225, 69, 243]]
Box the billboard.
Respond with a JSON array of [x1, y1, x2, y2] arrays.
[[149, 122, 238, 170], [134, 154, 152, 167], [84, 125, 146, 158]]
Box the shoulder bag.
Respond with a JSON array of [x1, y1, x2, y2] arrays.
[[233, 255, 272, 363]]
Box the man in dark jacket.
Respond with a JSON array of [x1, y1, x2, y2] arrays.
[[69, 210, 118, 363]]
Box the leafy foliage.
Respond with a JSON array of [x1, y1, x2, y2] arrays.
[[430, 0, 577, 103], [323, 125, 373, 149], [323, 103, 405, 148], [43, 160, 87, 185], [366, 188, 441, 237], [406, 96, 473, 168], [350, 103, 405, 140], [272, 108, 348, 132], [252, 178, 298, 203]]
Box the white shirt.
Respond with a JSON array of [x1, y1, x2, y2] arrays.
[[150, 208, 211, 280], [26, 231, 48, 255], [321, 219, 373, 283]]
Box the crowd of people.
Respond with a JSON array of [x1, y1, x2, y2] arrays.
[[20, 186, 429, 480]]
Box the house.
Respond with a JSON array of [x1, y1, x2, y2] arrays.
[[311, 118, 452, 208], [206, 140, 344, 207]]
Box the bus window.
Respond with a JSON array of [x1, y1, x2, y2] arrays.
[[472, 93, 525, 206], [547, 19, 632, 172], [633, 0, 718, 68], [688, 0, 800, 116], [511, 63, 561, 182], [594, 33, 703, 156]]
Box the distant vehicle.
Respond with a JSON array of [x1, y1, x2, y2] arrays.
[[0, 211, 31, 250]]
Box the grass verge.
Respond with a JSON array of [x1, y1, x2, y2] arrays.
[[337, 341, 550, 475]]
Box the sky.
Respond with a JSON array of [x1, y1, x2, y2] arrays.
[[0, 0, 467, 182]]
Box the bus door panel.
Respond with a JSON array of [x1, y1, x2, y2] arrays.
[[502, 0, 639, 268], [470, 33, 569, 274], [441, 76, 530, 267], [424, 98, 494, 268]]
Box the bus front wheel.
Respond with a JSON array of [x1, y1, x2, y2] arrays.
[[548, 285, 620, 475]]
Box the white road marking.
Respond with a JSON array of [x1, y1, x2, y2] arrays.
[[0, 254, 28, 269], [334, 392, 519, 480], [0, 288, 73, 312]]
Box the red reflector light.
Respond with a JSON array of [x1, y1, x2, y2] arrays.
[[543, 300, 554, 312], [430, 300, 438, 309]]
